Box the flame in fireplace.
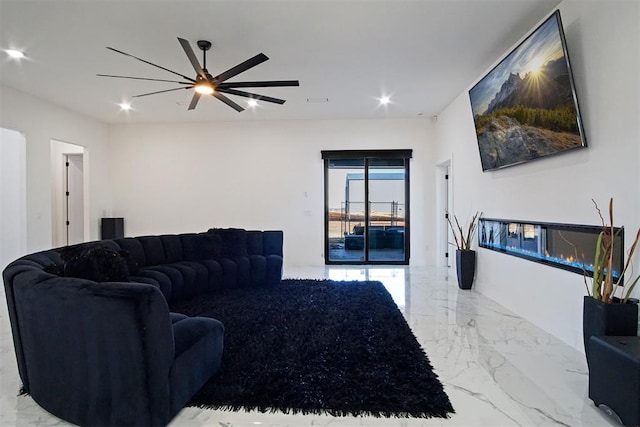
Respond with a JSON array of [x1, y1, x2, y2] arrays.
[[481, 241, 621, 280]]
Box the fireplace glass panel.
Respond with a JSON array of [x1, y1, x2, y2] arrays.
[[479, 218, 624, 281]]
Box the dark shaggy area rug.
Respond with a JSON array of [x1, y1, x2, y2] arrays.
[[169, 279, 454, 419]]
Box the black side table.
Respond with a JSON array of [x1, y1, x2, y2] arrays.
[[101, 217, 124, 239], [589, 335, 640, 426]]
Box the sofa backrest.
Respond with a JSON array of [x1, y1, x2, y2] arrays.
[[109, 229, 283, 270], [249, 230, 284, 258]]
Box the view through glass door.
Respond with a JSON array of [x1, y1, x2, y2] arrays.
[[323, 150, 411, 265]]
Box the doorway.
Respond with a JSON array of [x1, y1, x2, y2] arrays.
[[322, 150, 412, 265], [436, 160, 452, 268], [66, 154, 84, 245], [51, 140, 87, 247]]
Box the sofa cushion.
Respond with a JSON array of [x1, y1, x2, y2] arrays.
[[248, 255, 267, 287], [180, 233, 221, 261], [266, 254, 284, 287], [170, 312, 188, 324], [132, 269, 172, 299], [198, 259, 224, 293], [114, 238, 147, 268], [142, 263, 208, 301], [176, 262, 209, 298], [179, 234, 200, 261], [199, 232, 222, 259], [118, 249, 140, 275], [169, 316, 224, 416], [19, 251, 64, 269], [209, 228, 248, 258], [246, 231, 264, 256], [263, 231, 284, 257], [62, 244, 130, 282], [172, 316, 222, 357], [138, 236, 167, 266], [161, 235, 184, 263]]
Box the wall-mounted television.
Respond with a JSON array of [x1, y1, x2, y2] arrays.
[[469, 10, 587, 172]]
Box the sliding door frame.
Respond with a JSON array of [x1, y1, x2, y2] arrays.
[[322, 149, 412, 265]]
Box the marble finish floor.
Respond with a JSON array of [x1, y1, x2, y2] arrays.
[[0, 266, 619, 426]]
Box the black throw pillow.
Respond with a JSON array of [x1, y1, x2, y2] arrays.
[[59, 242, 104, 262], [43, 263, 64, 276], [63, 244, 130, 282], [117, 249, 140, 275]]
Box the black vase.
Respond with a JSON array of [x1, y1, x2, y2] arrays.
[[456, 249, 476, 290], [583, 295, 638, 368]]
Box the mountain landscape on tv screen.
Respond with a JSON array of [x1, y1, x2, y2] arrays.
[[469, 13, 584, 171]]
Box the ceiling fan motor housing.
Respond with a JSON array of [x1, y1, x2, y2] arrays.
[[197, 40, 212, 51]]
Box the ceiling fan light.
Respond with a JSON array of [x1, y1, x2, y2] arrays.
[[194, 81, 214, 95], [5, 49, 25, 59]]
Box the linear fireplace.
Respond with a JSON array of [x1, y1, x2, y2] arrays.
[[479, 218, 624, 280]]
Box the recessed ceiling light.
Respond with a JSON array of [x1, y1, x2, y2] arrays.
[[119, 102, 132, 111], [379, 96, 391, 105], [247, 99, 259, 108], [5, 49, 25, 59]]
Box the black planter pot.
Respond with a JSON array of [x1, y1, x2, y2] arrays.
[[456, 249, 476, 290], [583, 296, 638, 369]]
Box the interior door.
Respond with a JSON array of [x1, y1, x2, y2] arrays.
[[66, 154, 84, 245]]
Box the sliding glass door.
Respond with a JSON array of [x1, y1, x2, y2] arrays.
[[323, 150, 411, 265]]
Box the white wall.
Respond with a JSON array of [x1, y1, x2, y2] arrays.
[[0, 85, 113, 252], [0, 128, 27, 271], [109, 118, 436, 267], [433, 0, 640, 351]]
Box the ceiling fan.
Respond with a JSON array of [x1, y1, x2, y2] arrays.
[[98, 38, 299, 112]]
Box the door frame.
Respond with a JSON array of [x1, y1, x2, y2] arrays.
[[65, 153, 85, 245], [322, 149, 412, 265], [51, 139, 89, 247], [436, 159, 452, 268]]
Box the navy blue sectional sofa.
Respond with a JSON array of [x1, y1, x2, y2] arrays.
[[2, 228, 283, 426]]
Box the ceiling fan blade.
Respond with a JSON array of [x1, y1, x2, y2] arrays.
[[188, 92, 201, 110], [132, 87, 191, 98], [177, 38, 206, 79], [213, 53, 269, 84], [106, 47, 196, 83], [96, 74, 192, 84], [213, 92, 245, 112], [217, 88, 286, 105], [217, 80, 300, 89]]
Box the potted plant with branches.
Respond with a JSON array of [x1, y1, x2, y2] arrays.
[[447, 211, 481, 289], [581, 198, 640, 368]]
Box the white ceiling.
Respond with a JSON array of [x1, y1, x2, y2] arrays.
[[0, 0, 561, 124]]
